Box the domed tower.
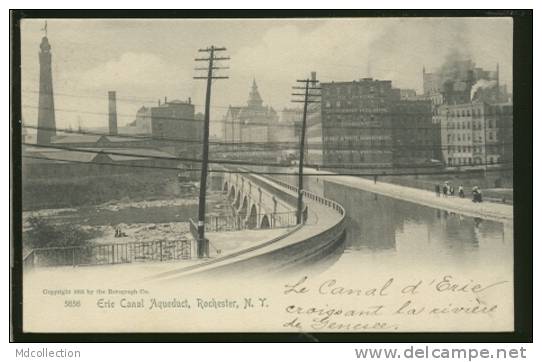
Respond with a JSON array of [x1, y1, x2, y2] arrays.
[[247, 78, 263, 109], [36, 31, 56, 145]]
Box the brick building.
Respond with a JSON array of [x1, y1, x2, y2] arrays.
[[390, 100, 436, 166], [320, 78, 434, 168], [150, 98, 199, 140]]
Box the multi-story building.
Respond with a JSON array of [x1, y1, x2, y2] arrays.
[[150, 97, 198, 140], [439, 101, 513, 167], [306, 100, 323, 165], [320, 78, 434, 168], [421, 60, 510, 165], [223, 79, 279, 158], [390, 100, 436, 166], [321, 78, 396, 167]]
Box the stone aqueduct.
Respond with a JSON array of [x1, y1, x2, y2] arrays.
[[220, 172, 298, 230]]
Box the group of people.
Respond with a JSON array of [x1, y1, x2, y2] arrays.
[[434, 181, 478, 201], [114, 226, 127, 238], [435, 181, 465, 198]]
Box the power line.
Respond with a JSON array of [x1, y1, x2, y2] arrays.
[[22, 155, 513, 178], [21, 104, 220, 123], [22, 141, 513, 171], [22, 124, 514, 151], [20, 105, 514, 131], [23, 123, 283, 147]]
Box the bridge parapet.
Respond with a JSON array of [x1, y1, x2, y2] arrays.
[[150, 175, 348, 279], [268, 177, 345, 217], [221, 171, 302, 229]]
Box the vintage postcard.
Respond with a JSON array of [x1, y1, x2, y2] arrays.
[[13, 14, 521, 335]]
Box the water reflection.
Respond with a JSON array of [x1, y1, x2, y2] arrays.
[[322, 181, 512, 267]]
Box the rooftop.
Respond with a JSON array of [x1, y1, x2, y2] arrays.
[[23, 146, 177, 164], [51, 134, 142, 144]]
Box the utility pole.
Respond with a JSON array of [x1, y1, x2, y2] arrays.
[[483, 114, 488, 178], [194, 46, 229, 258], [291, 77, 321, 224]]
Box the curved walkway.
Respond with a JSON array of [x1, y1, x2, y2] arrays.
[[147, 174, 346, 281], [25, 173, 347, 284], [309, 168, 513, 224]]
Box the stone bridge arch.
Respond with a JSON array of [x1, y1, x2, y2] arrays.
[[228, 185, 236, 201], [247, 204, 258, 229], [238, 195, 249, 219], [260, 214, 270, 229], [220, 173, 294, 231], [233, 190, 242, 209]]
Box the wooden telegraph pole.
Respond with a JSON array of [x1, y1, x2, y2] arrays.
[[194, 46, 229, 258], [291, 77, 321, 224]]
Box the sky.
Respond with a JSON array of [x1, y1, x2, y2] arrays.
[[20, 17, 513, 130]]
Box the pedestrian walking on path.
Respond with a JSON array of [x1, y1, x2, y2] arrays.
[[435, 183, 440, 197], [442, 183, 448, 197], [458, 184, 465, 198], [472, 186, 483, 203]]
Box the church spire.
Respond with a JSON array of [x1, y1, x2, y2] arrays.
[[41, 20, 48, 37], [247, 78, 263, 109]]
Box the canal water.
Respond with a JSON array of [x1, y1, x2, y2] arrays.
[[299, 176, 514, 279]]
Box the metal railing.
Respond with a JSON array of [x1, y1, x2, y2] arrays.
[[268, 177, 345, 218], [238, 171, 303, 210], [189, 211, 299, 238], [24, 238, 191, 269]]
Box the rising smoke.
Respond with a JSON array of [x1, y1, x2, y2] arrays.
[[470, 79, 497, 101], [438, 49, 471, 86]]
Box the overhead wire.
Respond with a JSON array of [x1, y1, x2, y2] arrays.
[[22, 155, 513, 178], [23, 142, 514, 171]]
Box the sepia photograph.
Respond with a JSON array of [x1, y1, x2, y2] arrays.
[[9, 10, 532, 340]]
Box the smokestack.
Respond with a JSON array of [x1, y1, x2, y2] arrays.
[[108, 91, 118, 136], [310, 71, 317, 87]]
